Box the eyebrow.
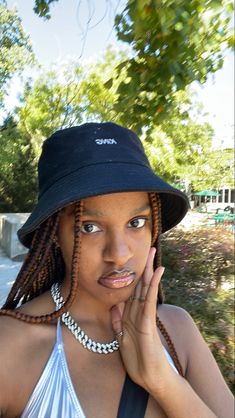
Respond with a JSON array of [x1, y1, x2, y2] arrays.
[[82, 203, 151, 218]]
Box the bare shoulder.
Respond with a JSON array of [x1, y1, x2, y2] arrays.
[[0, 315, 33, 412], [157, 303, 196, 342], [158, 303, 234, 412], [0, 291, 56, 364], [158, 302, 193, 323], [157, 303, 203, 372], [0, 294, 56, 415]]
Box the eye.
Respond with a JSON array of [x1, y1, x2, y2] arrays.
[[81, 223, 101, 234], [128, 218, 146, 229]]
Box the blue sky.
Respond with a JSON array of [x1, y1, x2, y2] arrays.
[[6, 0, 234, 148]]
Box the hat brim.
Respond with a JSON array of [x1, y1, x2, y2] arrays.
[[18, 162, 189, 247]]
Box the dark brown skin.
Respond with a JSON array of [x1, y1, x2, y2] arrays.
[[0, 192, 233, 418]]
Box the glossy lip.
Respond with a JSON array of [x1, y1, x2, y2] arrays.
[[98, 270, 135, 289]]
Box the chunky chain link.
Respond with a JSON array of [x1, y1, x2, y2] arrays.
[[51, 283, 119, 354]]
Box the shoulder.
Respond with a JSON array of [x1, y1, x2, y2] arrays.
[[158, 303, 196, 337], [0, 315, 32, 413], [0, 292, 56, 374], [157, 307, 234, 415], [157, 304, 202, 372], [157, 304, 224, 379], [158, 303, 192, 321], [0, 295, 56, 413]]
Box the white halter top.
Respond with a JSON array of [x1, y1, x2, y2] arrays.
[[21, 319, 178, 418]]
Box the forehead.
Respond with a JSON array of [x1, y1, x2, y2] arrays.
[[83, 192, 150, 211], [63, 192, 150, 216]]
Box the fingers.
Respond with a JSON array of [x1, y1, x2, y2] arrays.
[[142, 266, 164, 318], [143, 247, 156, 285], [111, 305, 124, 341], [126, 248, 163, 321], [115, 248, 164, 334], [128, 247, 156, 305], [140, 247, 156, 301]]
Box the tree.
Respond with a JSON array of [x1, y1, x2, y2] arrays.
[[33, 0, 59, 19], [0, 48, 124, 211], [142, 90, 216, 193], [191, 147, 234, 190], [17, 66, 85, 139], [0, 116, 38, 211], [113, 0, 234, 132], [31, 0, 234, 134], [0, 48, 231, 210], [0, 1, 35, 106], [162, 227, 234, 392]]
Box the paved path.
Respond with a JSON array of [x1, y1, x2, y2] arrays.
[[0, 247, 22, 306]]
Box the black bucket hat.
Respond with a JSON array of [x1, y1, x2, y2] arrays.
[[18, 122, 189, 247]]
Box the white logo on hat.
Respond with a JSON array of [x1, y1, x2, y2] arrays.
[[95, 138, 117, 145]]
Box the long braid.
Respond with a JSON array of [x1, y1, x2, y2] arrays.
[[63, 201, 83, 312], [0, 201, 83, 324], [156, 317, 184, 377], [2, 213, 60, 308], [149, 192, 184, 377], [19, 212, 61, 304], [149, 193, 164, 303]]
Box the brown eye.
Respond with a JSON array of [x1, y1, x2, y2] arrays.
[[81, 223, 101, 234], [128, 218, 146, 229]]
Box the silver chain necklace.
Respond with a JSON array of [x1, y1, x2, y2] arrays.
[[51, 283, 119, 354]]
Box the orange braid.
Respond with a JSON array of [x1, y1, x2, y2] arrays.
[[0, 201, 83, 323], [149, 193, 184, 377]]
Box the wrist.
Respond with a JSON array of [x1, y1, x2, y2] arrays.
[[148, 371, 217, 418], [146, 362, 181, 399]]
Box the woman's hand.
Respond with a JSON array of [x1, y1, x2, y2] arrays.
[[111, 247, 169, 393]]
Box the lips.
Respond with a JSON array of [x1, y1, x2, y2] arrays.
[[98, 271, 135, 289]]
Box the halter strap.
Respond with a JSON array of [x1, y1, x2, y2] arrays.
[[117, 374, 149, 418]]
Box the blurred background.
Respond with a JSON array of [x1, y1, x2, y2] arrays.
[[0, 0, 234, 392]]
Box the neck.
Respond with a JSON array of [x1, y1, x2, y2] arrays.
[[51, 282, 120, 353], [59, 279, 119, 327]]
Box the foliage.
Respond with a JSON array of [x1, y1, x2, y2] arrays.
[[0, 2, 35, 105], [16, 48, 126, 136], [17, 66, 85, 139], [33, 0, 59, 19], [81, 48, 127, 124], [142, 90, 216, 192], [113, 0, 234, 132], [162, 226, 234, 392], [192, 147, 234, 190], [0, 48, 126, 211], [0, 116, 38, 211], [31, 0, 234, 133], [0, 64, 85, 212], [0, 46, 232, 210]]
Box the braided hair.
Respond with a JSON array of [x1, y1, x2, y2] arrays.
[[0, 194, 184, 376], [149, 192, 184, 376], [0, 202, 83, 323]]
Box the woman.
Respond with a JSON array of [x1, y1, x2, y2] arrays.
[[0, 122, 233, 418]]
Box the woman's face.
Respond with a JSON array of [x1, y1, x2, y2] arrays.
[[58, 192, 154, 307]]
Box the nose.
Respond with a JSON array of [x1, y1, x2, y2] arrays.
[[103, 230, 133, 266]]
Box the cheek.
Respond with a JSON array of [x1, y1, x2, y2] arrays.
[[57, 226, 74, 271], [78, 239, 102, 268], [135, 231, 152, 266]]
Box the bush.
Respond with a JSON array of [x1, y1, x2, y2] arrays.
[[161, 227, 234, 393]]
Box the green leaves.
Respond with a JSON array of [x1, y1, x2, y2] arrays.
[[113, 0, 234, 131], [33, 0, 59, 19], [0, 3, 35, 105], [162, 227, 234, 392]]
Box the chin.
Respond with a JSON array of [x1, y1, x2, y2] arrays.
[[101, 286, 134, 306]]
